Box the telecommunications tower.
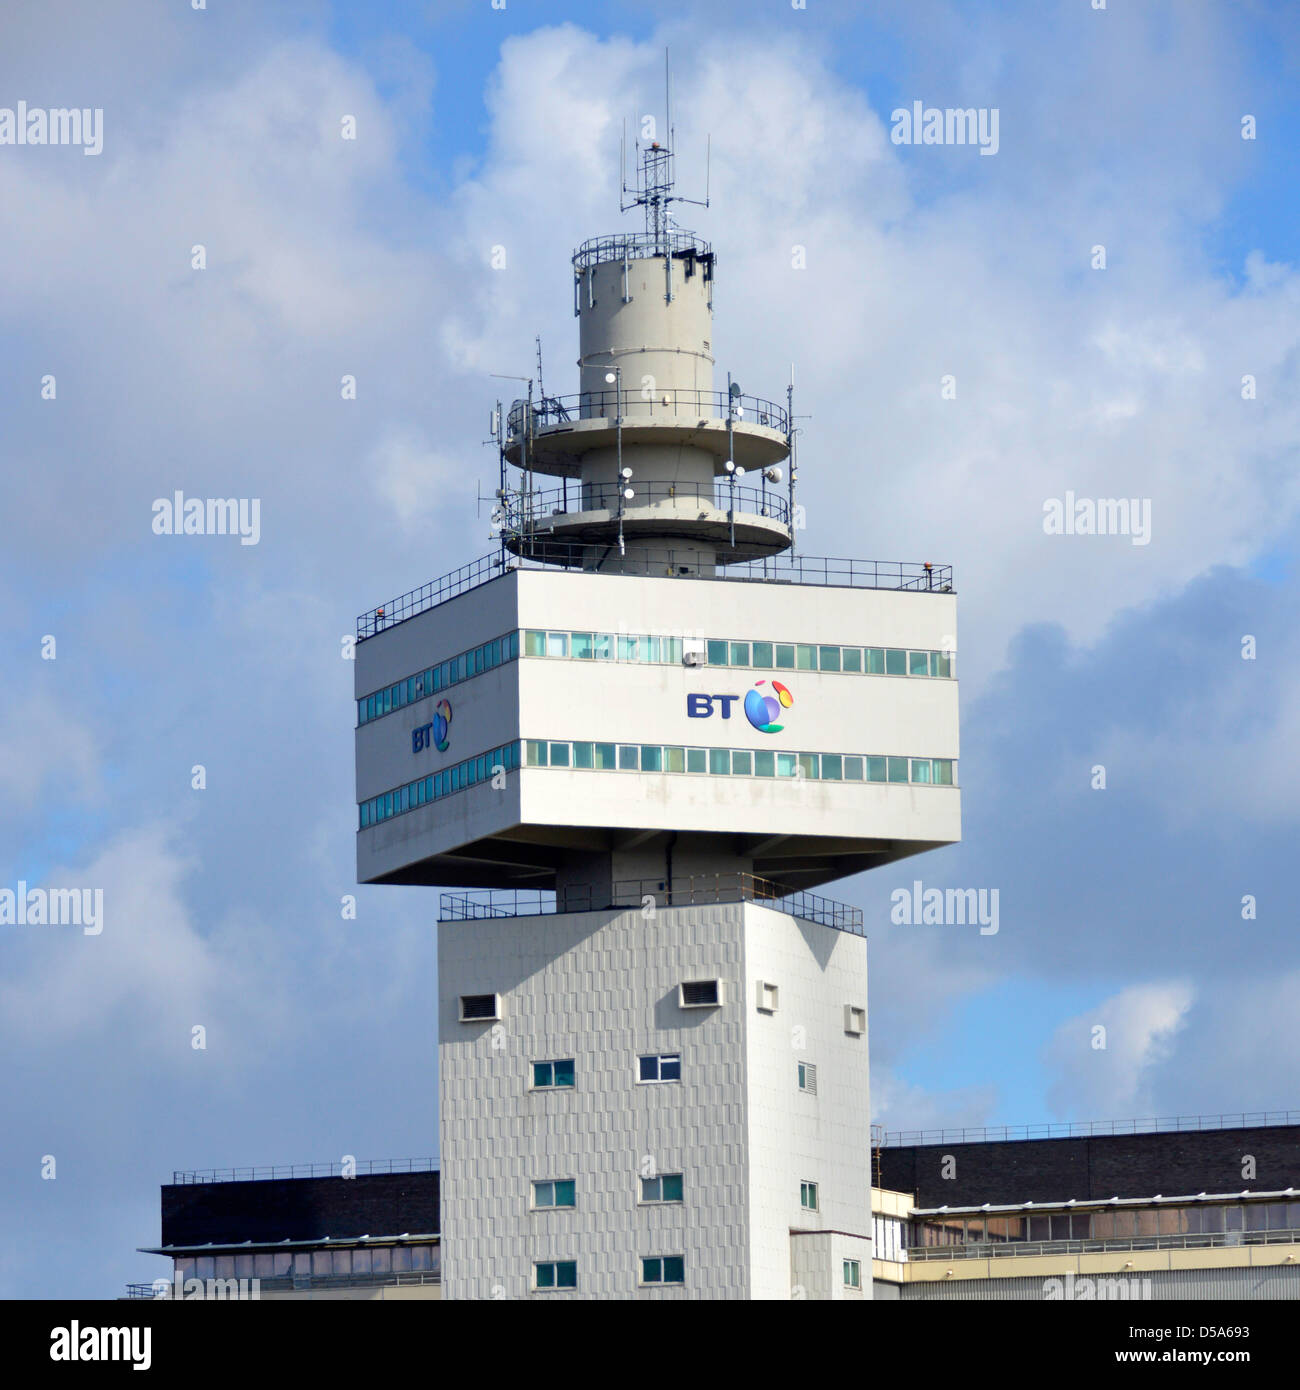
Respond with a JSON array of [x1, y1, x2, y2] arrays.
[[353, 95, 959, 1299]]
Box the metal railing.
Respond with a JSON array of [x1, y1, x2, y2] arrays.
[[441, 873, 864, 936], [171, 1157, 439, 1184], [502, 479, 791, 530], [127, 1270, 442, 1298], [507, 387, 790, 439], [908, 1228, 1300, 1262], [881, 1111, 1300, 1148], [440, 889, 587, 920], [357, 550, 952, 641], [573, 231, 711, 271]]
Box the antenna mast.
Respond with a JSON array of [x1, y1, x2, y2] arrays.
[[621, 47, 709, 260]]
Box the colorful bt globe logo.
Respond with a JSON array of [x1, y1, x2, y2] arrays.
[[744, 680, 793, 733], [432, 699, 452, 752]]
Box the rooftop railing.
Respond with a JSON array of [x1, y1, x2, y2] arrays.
[[440, 873, 864, 937], [502, 478, 791, 530], [507, 387, 789, 439], [880, 1110, 1300, 1148], [357, 550, 952, 641], [126, 1270, 443, 1298], [171, 1157, 439, 1185], [907, 1227, 1300, 1262], [572, 230, 711, 271]]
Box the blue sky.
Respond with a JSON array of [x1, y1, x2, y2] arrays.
[[2, 0, 1299, 1297]]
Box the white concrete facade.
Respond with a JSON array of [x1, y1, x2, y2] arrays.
[[437, 900, 871, 1300], [355, 567, 959, 889]]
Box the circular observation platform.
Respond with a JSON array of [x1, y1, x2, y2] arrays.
[[499, 478, 792, 565], [503, 389, 790, 479]]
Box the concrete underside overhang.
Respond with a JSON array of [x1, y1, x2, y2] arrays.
[[360, 822, 948, 893]]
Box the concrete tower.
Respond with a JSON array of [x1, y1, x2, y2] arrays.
[[354, 115, 959, 1299]]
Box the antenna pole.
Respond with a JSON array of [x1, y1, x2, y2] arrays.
[[787, 369, 796, 560]]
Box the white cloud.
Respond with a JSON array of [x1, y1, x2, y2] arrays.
[[1044, 980, 1195, 1119]]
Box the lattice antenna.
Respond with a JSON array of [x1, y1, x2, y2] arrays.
[[620, 48, 709, 254]]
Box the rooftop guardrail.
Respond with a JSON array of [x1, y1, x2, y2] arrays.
[[126, 1270, 443, 1298], [502, 478, 791, 530], [572, 230, 711, 271], [907, 1227, 1300, 1261], [357, 551, 952, 641], [440, 873, 864, 937], [880, 1110, 1300, 1147], [171, 1157, 439, 1185], [507, 387, 789, 439]]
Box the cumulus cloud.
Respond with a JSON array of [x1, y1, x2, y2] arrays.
[[1044, 981, 1195, 1119]]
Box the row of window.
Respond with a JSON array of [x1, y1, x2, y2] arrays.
[[358, 742, 521, 828], [523, 629, 953, 679], [529, 1054, 830, 1091], [918, 1200, 1300, 1247], [358, 630, 519, 725], [357, 626, 955, 729], [533, 1174, 685, 1210], [533, 1256, 686, 1290], [174, 1245, 439, 1281], [525, 739, 956, 786], [357, 736, 955, 830]]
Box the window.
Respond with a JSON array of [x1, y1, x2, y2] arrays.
[[797, 1061, 817, 1094], [639, 1053, 681, 1083], [706, 639, 729, 665], [756, 980, 779, 1013], [641, 1174, 684, 1204], [909, 650, 930, 676], [885, 648, 907, 675], [844, 1005, 866, 1036], [594, 742, 616, 770], [751, 641, 773, 667], [459, 993, 500, 1022], [532, 1059, 575, 1089], [546, 632, 568, 658], [844, 1259, 861, 1289], [819, 645, 841, 671], [887, 756, 909, 783], [800, 1181, 819, 1211], [686, 747, 707, 773], [679, 979, 721, 1008], [729, 641, 750, 666], [534, 1260, 577, 1290], [775, 643, 795, 669], [533, 1179, 576, 1209], [641, 1256, 685, 1285]]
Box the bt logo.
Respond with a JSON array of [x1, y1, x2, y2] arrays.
[[687, 681, 793, 734], [412, 699, 452, 754]]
